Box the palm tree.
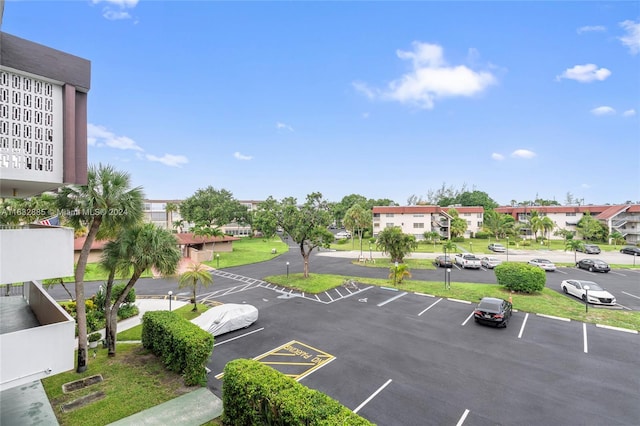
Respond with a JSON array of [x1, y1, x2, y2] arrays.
[[541, 217, 555, 246], [165, 202, 178, 231], [529, 211, 542, 241], [178, 262, 214, 312], [376, 227, 418, 263], [610, 231, 625, 248], [389, 263, 412, 285], [57, 164, 143, 371], [565, 239, 585, 264], [100, 223, 181, 356]]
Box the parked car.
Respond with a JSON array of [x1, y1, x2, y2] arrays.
[[576, 258, 610, 273], [480, 256, 502, 269], [487, 243, 506, 253], [433, 255, 453, 268], [577, 244, 601, 254], [335, 231, 351, 240], [473, 297, 512, 328], [191, 303, 259, 336], [454, 253, 481, 269], [528, 258, 556, 271], [560, 280, 616, 305], [620, 246, 640, 256]]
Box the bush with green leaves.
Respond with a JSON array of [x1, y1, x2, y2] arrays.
[[142, 310, 213, 386], [93, 283, 136, 312], [474, 231, 491, 239], [494, 262, 546, 293], [222, 359, 374, 426], [451, 236, 465, 242]]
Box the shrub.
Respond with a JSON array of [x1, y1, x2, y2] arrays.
[[474, 231, 491, 239], [88, 332, 102, 342], [451, 236, 465, 242], [494, 262, 546, 293], [222, 359, 374, 426], [142, 311, 213, 386]]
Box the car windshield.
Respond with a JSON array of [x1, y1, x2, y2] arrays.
[[538, 259, 551, 263], [593, 261, 607, 265], [584, 283, 604, 291]]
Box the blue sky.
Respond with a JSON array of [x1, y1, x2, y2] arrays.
[[3, 1, 639, 205]]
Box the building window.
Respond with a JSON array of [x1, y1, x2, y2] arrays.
[[385, 223, 394, 228], [413, 223, 424, 228], [413, 214, 424, 217], [477, 221, 483, 227], [463, 213, 471, 217], [477, 213, 483, 218], [467, 220, 472, 226], [386, 213, 394, 218], [566, 212, 576, 216]]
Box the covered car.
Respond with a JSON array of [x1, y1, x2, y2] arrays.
[[191, 303, 258, 336]]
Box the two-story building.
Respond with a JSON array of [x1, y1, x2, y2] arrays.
[[372, 205, 485, 240], [0, 27, 91, 406]]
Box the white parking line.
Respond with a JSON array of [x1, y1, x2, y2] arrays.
[[377, 292, 408, 307], [461, 312, 474, 326], [448, 298, 472, 304], [595, 324, 639, 334], [418, 298, 443, 316], [215, 327, 265, 346], [353, 379, 392, 414], [622, 291, 640, 300], [456, 409, 470, 426], [609, 271, 626, 276], [518, 313, 529, 339], [536, 313, 571, 322], [583, 323, 588, 354]]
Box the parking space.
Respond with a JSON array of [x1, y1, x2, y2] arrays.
[[199, 275, 639, 425]]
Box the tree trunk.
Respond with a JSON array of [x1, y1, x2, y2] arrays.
[[104, 269, 116, 356], [107, 270, 143, 357], [74, 217, 102, 373]]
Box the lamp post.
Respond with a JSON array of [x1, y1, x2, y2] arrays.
[[444, 245, 448, 288], [469, 241, 473, 253], [369, 244, 372, 260], [446, 268, 451, 290], [506, 237, 509, 261], [584, 285, 590, 313], [216, 254, 220, 268], [168, 290, 173, 311], [394, 261, 398, 285], [286, 261, 290, 279]]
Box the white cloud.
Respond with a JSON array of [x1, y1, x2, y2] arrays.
[[619, 20, 640, 55], [511, 149, 536, 159], [91, 0, 138, 20], [581, 183, 591, 189], [556, 64, 611, 83], [87, 123, 143, 151], [354, 41, 497, 109], [145, 154, 188, 167], [591, 106, 616, 116], [276, 122, 294, 132], [491, 153, 505, 161], [623, 109, 637, 117], [577, 25, 606, 34], [233, 152, 253, 161]]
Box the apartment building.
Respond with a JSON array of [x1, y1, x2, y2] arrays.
[[372, 205, 485, 239], [495, 204, 640, 244], [0, 28, 91, 396]]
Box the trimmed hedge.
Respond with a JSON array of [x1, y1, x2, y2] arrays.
[[141, 311, 214, 386], [494, 262, 546, 293], [222, 359, 375, 426]]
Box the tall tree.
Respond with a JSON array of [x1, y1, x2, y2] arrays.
[[576, 212, 601, 242], [57, 164, 143, 372], [254, 192, 334, 278], [482, 210, 515, 239], [179, 186, 248, 229], [456, 190, 499, 210], [343, 204, 372, 256], [376, 227, 418, 263], [446, 208, 468, 238], [541, 216, 555, 244], [165, 202, 178, 231], [178, 262, 214, 312], [529, 211, 543, 240], [100, 223, 180, 356]]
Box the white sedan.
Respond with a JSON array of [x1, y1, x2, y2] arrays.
[[335, 231, 352, 239], [560, 280, 616, 305], [480, 256, 503, 269], [528, 258, 556, 271]]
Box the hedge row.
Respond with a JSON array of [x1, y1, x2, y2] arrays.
[[222, 359, 375, 426], [141, 311, 214, 386], [494, 262, 546, 293]]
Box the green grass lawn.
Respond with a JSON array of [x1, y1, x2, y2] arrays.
[[201, 235, 287, 269]]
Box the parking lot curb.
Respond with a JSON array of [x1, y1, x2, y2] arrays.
[[595, 324, 638, 334]]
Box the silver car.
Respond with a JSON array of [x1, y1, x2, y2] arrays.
[[528, 258, 556, 271], [481, 256, 503, 269]]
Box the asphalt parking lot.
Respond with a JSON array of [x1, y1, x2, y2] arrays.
[[204, 280, 640, 425]]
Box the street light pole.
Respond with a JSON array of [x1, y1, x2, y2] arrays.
[[369, 244, 372, 260], [168, 290, 173, 311], [506, 237, 509, 262], [216, 254, 220, 268], [584, 285, 590, 313], [286, 261, 290, 279]]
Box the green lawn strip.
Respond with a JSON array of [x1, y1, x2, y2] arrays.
[[42, 344, 196, 426], [351, 258, 437, 270], [117, 303, 210, 341], [265, 274, 640, 331], [201, 236, 287, 268]]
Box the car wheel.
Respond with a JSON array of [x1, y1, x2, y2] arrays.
[[589, 267, 594, 272], [562, 286, 568, 294]]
